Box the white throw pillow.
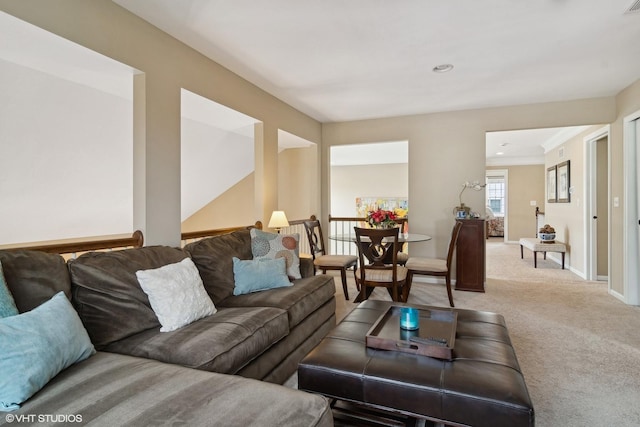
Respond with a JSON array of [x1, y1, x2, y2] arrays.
[[136, 258, 216, 332]]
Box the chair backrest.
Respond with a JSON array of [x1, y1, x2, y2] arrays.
[[303, 219, 327, 260], [354, 227, 401, 280], [395, 217, 408, 233], [446, 221, 464, 269]]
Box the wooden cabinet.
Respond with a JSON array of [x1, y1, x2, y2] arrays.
[[455, 219, 485, 292]]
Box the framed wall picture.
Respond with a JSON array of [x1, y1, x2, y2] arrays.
[[557, 160, 571, 203], [355, 197, 408, 217], [547, 165, 557, 203]]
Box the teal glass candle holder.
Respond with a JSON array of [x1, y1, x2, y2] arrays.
[[399, 307, 419, 330], [400, 328, 419, 341]]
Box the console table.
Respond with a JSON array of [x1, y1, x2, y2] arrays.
[[455, 219, 485, 292]]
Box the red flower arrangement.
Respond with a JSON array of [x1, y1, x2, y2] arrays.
[[366, 209, 398, 228]]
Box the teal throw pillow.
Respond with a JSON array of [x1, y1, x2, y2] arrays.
[[0, 262, 19, 318], [0, 292, 96, 411], [232, 257, 292, 296], [250, 228, 301, 279]]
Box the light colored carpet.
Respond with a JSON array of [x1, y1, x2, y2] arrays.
[[326, 240, 640, 426]]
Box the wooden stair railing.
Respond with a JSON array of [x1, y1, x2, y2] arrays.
[[3, 230, 144, 257], [181, 221, 263, 247]]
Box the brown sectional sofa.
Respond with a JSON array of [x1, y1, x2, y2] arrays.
[[0, 229, 336, 426]]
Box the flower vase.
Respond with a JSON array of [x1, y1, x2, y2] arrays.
[[375, 222, 396, 229], [454, 203, 471, 219]]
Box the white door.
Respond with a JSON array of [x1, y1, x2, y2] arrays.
[[623, 111, 640, 305]]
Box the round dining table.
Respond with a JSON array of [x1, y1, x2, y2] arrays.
[[329, 233, 432, 243], [329, 232, 432, 265]]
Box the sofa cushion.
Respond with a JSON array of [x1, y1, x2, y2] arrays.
[[8, 352, 333, 427], [104, 306, 289, 375], [0, 250, 71, 313], [136, 258, 217, 332], [69, 246, 188, 348], [232, 257, 292, 295], [0, 262, 19, 318], [250, 228, 301, 280], [184, 230, 253, 304], [219, 274, 335, 329], [0, 292, 95, 411]]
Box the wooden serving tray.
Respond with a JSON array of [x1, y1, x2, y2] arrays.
[[365, 305, 457, 360]]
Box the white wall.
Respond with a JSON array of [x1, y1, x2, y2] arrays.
[[0, 58, 132, 244], [330, 163, 408, 216], [0, 1, 322, 246], [180, 117, 254, 221]]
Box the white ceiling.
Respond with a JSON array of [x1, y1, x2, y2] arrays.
[[114, 0, 640, 123], [485, 125, 590, 166]]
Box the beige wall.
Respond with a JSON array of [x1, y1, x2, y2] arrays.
[[182, 145, 319, 230], [610, 79, 640, 298], [181, 173, 255, 232], [487, 165, 545, 241], [0, 0, 322, 246], [322, 80, 640, 300], [543, 125, 603, 274], [322, 98, 617, 260], [278, 146, 320, 221]]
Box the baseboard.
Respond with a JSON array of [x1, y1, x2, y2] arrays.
[[542, 252, 588, 279], [609, 288, 625, 303]]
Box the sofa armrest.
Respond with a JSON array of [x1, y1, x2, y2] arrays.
[[300, 257, 314, 278]]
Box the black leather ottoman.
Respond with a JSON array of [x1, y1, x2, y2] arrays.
[[298, 300, 534, 427]]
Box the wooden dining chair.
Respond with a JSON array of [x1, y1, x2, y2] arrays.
[[360, 218, 409, 265], [354, 226, 408, 302], [404, 221, 463, 307], [303, 219, 358, 300], [394, 217, 409, 266]]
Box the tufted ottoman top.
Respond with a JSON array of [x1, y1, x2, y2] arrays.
[[298, 299, 534, 427]]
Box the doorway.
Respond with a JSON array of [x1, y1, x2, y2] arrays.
[[485, 170, 508, 242], [584, 126, 610, 283], [329, 141, 408, 216]]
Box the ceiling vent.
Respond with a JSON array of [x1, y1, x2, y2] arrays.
[[626, 0, 640, 13]]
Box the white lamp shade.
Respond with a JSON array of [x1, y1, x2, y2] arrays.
[[268, 211, 289, 229]]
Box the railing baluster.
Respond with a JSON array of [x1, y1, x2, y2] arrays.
[[328, 216, 369, 256]]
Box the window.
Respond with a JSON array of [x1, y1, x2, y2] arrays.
[[486, 176, 505, 216]]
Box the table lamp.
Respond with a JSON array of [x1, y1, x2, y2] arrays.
[[268, 210, 289, 232]]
